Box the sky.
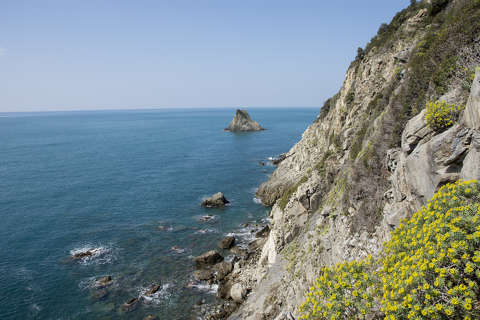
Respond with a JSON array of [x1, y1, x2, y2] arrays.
[[0, 0, 411, 112]]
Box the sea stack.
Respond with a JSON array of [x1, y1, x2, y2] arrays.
[[225, 109, 264, 132]]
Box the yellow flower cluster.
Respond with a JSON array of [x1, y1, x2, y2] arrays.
[[299, 180, 480, 320], [382, 179, 480, 320], [298, 256, 378, 320], [425, 100, 464, 131]]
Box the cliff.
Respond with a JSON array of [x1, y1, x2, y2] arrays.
[[225, 109, 264, 132], [223, 1, 480, 319]]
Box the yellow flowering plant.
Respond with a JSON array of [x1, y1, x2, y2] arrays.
[[299, 180, 480, 320], [425, 100, 464, 131], [382, 180, 480, 320], [299, 257, 379, 320]]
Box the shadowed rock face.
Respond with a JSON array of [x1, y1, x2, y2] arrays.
[[225, 109, 264, 132]]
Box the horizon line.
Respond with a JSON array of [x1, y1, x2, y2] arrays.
[[0, 105, 321, 114]]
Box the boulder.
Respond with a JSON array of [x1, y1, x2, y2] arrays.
[[230, 283, 247, 302], [248, 238, 267, 251], [217, 281, 233, 299], [218, 236, 235, 249], [145, 284, 161, 295], [72, 250, 93, 259], [121, 298, 138, 312], [194, 250, 224, 268], [201, 192, 229, 208], [230, 246, 249, 257], [193, 269, 214, 281], [462, 69, 480, 130], [213, 261, 233, 281], [271, 153, 287, 166], [255, 225, 270, 238], [225, 109, 264, 132]]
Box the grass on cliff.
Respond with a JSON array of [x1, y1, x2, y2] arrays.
[[299, 180, 480, 320], [279, 175, 309, 211]]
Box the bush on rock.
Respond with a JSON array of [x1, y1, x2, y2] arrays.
[[299, 180, 480, 320]]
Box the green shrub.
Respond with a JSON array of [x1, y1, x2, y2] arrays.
[[299, 180, 480, 320], [425, 100, 464, 131]]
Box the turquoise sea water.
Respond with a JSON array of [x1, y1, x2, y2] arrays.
[[0, 108, 318, 319]]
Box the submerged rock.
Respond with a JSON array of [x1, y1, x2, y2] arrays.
[[194, 250, 224, 268], [95, 275, 113, 287], [145, 284, 161, 295], [121, 298, 138, 312], [225, 109, 264, 132], [201, 193, 229, 208], [72, 251, 93, 259], [218, 236, 235, 249]]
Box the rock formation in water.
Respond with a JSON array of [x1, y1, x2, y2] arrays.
[[198, 1, 480, 319], [225, 109, 264, 132], [201, 192, 229, 208]]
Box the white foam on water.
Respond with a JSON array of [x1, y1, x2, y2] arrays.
[[189, 283, 218, 294], [171, 246, 188, 254], [252, 197, 262, 204], [195, 215, 217, 222], [29, 303, 42, 313], [69, 244, 114, 265], [194, 228, 218, 234], [139, 283, 173, 304]]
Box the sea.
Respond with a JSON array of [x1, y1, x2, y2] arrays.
[[0, 108, 319, 320]]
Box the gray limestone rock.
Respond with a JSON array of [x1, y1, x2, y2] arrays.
[[230, 283, 247, 302], [401, 109, 434, 154], [194, 250, 224, 268], [225, 109, 264, 132], [201, 192, 229, 208], [218, 236, 236, 249], [462, 69, 480, 129]]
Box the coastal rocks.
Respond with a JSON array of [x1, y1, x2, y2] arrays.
[[215, 261, 233, 280], [121, 298, 138, 312], [194, 250, 224, 268], [218, 236, 236, 249], [255, 225, 270, 238], [70, 247, 105, 261], [217, 281, 233, 299], [73, 251, 93, 259], [271, 153, 287, 166], [230, 283, 247, 302], [145, 284, 161, 295], [230, 246, 249, 258], [194, 269, 214, 281], [202, 193, 229, 208], [225, 109, 264, 132]]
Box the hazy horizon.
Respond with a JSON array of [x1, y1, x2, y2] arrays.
[[1, 1, 411, 112]]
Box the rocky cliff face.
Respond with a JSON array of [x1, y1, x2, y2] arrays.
[[225, 109, 264, 132], [227, 1, 480, 319]]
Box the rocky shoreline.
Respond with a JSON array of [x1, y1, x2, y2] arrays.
[[194, 221, 271, 320]]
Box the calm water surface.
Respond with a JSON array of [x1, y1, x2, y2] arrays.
[[0, 108, 318, 319]]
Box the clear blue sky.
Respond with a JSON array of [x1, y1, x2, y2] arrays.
[[1, 0, 411, 112]]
